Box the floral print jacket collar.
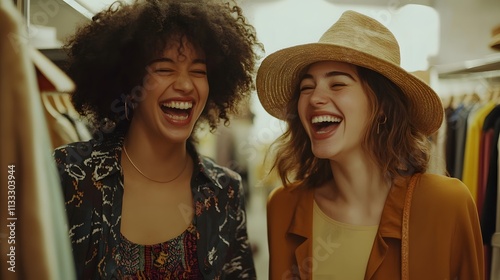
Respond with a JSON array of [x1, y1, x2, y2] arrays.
[[54, 133, 256, 279]]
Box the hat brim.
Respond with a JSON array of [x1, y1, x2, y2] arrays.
[[256, 43, 444, 136], [490, 33, 500, 50]]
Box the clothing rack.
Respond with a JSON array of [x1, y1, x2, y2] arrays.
[[433, 54, 500, 105], [435, 53, 500, 83], [432, 52, 500, 280]]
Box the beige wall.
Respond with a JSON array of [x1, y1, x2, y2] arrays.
[[432, 0, 500, 66], [24, 0, 500, 66], [29, 0, 88, 46]]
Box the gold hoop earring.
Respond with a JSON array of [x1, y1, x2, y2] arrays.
[[124, 98, 135, 121], [124, 100, 130, 121], [377, 115, 387, 134]]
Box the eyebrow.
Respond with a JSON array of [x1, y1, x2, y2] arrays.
[[148, 57, 207, 65], [300, 71, 356, 82]]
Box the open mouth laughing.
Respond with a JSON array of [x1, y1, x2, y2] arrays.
[[160, 100, 193, 122], [311, 114, 342, 135]]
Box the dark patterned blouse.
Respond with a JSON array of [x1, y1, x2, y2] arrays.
[[117, 223, 202, 279], [54, 130, 256, 279]]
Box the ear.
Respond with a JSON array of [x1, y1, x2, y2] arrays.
[[125, 94, 137, 109]]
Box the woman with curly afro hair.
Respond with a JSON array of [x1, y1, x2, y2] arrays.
[[53, 0, 263, 278]]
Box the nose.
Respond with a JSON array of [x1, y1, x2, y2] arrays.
[[309, 86, 328, 106], [173, 71, 194, 93]]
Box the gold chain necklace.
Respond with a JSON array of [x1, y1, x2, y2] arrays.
[[122, 145, 188, 184]]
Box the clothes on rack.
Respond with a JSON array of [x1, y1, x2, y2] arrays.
[[491, 135, 500, 279], [437, 90, 500, 280], [480, 104, 500, 280], [31, 31, 91, 150], [448, 104, 474, 179], [0, 0, 75, 279], [41, 92, 92, 149], [462, 101, 496, 201]]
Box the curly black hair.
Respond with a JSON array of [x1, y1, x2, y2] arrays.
[[65, 0, 263, 134]]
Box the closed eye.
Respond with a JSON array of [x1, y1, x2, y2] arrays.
[[299, 79, 315, 93], [155, 68, 174, 74], [190, 70, 207, 77], [331, 83, 346, 88], [300, 85, 315, 93]]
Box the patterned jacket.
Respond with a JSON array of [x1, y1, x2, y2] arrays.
[[54, 132, 256, 279]]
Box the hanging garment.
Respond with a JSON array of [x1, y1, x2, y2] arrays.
[[40, 92, 93, 149], [463, 101, 496, 201], [480, 105, 500, 225], [57, 93, 92, 141], [452, 104, 474, 179], [490, 135, 500, 280], [479, 105, 500, 280], [0, 0, 75, 279], [445, 106, 457, 176], [41, 93, 81, 148], [481, 108, 500, 280]]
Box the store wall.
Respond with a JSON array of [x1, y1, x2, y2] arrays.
[[432, 0, 500, 66], [26, 0, 500, 65], [241, 0, 500, 66], [28, 0, 87, 48]]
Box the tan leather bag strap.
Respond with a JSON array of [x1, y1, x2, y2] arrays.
[[401, 173, 420, 280]]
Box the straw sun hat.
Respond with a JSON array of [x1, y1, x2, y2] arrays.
[[490, 24, 500, 50], [256, 10, 443, 136]]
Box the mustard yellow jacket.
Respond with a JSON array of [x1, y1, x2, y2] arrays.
[[267, 173, 484, 280]]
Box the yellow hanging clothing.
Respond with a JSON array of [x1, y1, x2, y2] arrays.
[[462, 101, 496, 201]]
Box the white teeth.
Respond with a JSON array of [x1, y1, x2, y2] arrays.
[[311, 115, 342, 124], [161, 101, 193, 109], [166, 113, 188, 121]]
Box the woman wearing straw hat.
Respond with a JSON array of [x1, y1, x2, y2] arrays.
[[257, 10, 484, 280]]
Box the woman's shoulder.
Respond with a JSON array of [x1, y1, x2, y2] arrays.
[[269, 184, 309, 199], [54, 140, 96, 164], [415, 173, 475, 207], [54, 137, 119, 166], [268, 185, 290, 202], [54, 139, 117, 162], [199, 155, 240, 177], [267, 185, 310, 211], [198, 155, 242, 185], [418, 173, 472, 196]]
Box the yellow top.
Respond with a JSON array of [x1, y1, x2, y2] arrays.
[[312, 201, 378, 280]]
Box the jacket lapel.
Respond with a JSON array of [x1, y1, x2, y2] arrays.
[[287, 187, 315, 279], [192, 156, 226, 278], [365, 176, 409, 279], [193, 182, 220, 277], [283, 176, 411, 280], [91, 136, 124, 278]]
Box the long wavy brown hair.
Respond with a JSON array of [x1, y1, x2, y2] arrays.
[[269, 65, 431, 189]]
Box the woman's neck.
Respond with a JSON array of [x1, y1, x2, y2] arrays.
[[314, 154, 391, 225], [123, 123, 190, 184], [328, 158, 390, 204]]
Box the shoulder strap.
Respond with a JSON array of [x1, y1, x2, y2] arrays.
[[401, 173, 420, 280]]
